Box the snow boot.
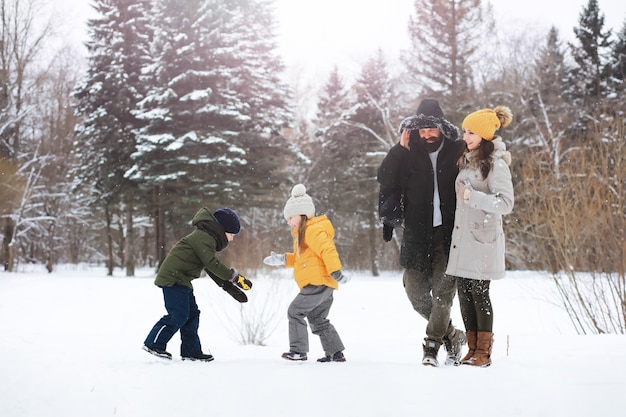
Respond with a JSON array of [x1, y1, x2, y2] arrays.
[[443, 328, 467, 366], [281, 351, 308, 361], [182, 353, 215, 362], [422, 339, 441, 367], [142, 345, 172, 360], [463, 331, 492, 367], [317, 351, 346, 363], [460, 331, 477, 364]]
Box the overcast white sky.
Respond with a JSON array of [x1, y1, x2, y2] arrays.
[[54, 0, 625, 82], [273, 0, 626, 81]]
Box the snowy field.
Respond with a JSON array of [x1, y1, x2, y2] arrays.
[[1, 265, 624, 417]]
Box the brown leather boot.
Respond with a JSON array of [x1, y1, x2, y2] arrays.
[[466, 331, 493, 367], [460, 331, 477, 364]]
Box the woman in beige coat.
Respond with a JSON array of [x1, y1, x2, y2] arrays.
[[445, 106, 514, 367]]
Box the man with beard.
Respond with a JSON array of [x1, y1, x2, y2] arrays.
[[377, 99, 466, 367]]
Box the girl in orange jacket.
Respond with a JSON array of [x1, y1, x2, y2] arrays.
[[264, 184, 350, 362]]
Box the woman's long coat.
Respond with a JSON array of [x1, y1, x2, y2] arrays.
[[445, 137, 514, 280]]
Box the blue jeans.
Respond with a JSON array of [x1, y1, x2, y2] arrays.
[[144, 284, 202, 356]]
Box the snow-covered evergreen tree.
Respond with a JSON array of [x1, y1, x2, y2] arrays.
[[306, 66, 352, 211], [215, 0, 298, 207], [223, 0, 292, 135], [348, 51, 400, 274], [403, 0, 484, 116], [72, 0, 153, 275], [124, 0, 296, 264], [130, 0, 295, 208], [310, 51, 401, 273], [73, 0, 152, 197], [525, 26, 571, 177], [608, 19, 626, 115], [507, 27, 572, 271], [129, 0, 241, 199], [565, 0, 613, 110], [533, 28, 568, 114], [317, 67, 351, 129]]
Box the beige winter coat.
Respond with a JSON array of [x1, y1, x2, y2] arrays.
[[445, 137, 514, 280]]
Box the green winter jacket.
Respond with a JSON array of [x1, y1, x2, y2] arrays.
[[154, 207, 233, 289]]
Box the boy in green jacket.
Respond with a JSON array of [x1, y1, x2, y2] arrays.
[[142, 207, 252, 362]]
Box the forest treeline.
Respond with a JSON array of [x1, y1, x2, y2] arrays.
[[0, 0, 624, 280]]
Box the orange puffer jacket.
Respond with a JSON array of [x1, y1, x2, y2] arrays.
[[285, 215, 342, 290]]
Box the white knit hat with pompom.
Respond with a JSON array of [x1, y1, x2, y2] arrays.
[[283, 184, 316, 220]]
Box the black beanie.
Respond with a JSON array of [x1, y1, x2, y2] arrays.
[[415, 99, 444, 118], [213, 208, 241, 234]]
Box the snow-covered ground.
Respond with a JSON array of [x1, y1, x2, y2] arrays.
[[1, 265, 624, 417]]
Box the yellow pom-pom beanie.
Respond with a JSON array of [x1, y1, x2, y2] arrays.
[[462, 106, 513, 141]]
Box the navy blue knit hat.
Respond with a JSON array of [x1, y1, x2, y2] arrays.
[[213, 208, 241, 234]]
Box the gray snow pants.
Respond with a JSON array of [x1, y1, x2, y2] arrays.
[[403, 226, 458, 344], [287, 284, 345, 355]]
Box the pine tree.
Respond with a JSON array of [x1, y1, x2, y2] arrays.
[[534, 27, 568, 113], [311, 51, 401, 273], [224, 0, 292, 135], [608, 19, 626, 114], [524, 26, 572, 177], [508, 27, 573, 270], [130, 0, 239, 195], [403, 0, 484, 115], [72, 0, 153, 275], [129, 0, 296, 263], [566, 0, 613, 108], [317, 67, 351, 124], [212, 0, 297, 208], [131, 0, 295, 207], [312, 51, 397, 215], [307, 66, 352, 213], [73, 0, 152, 198]]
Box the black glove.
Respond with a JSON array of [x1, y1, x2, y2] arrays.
[[230, 269, 253, 290], [382, 218, 402, 242], [222, 280, 248, 303], [383, 224, 394, 242]]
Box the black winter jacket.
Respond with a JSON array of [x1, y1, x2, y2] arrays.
[[378, 138, 465, 272]]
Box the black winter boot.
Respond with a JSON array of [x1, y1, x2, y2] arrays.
[[317, 351, 346, 362], [142, 345, 172, 360], [182, 353, 215, 362]]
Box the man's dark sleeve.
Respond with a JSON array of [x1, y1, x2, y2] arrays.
[[377, 144, 408, 240]]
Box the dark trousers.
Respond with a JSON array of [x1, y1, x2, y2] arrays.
[[403, 226, 457, 343], [144, 284, 202, 356], [458, 278, 493, 332]]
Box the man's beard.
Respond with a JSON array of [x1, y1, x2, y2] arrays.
[[420, 136, 442, 153]]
